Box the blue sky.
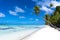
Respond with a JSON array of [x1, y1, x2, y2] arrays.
[[0, 0, 60, 25]]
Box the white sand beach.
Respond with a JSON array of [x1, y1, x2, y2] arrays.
[[0, 25, 60, 40], [23, 25, 60, 40], [0, 28, 37, 40]]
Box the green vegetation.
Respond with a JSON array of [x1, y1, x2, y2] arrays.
[[50, 3, 53, 7], [33, 4, 60, 28], [33, 6, 40, 15], [45, 6, 60, 28]]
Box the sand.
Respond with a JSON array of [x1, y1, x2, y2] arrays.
[[0, 25, 60, 40], [23, 25, 60, 40], [0, 29, 37, 40]]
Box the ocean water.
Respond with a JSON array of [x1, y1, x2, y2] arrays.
[[0, 25, 44, 35]]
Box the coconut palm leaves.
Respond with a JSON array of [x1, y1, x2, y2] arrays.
[[33, 4, 60, 28], [55, 6, 60, 13], [33, 6, 40, 15], [45, 3, 53, 24], [50, 6, 60, 28], [45, 6, 60, 28], [50, 3, 53, 7], [45, 14, 51, 24]]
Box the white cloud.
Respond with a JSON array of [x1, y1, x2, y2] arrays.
[[15, 7, 25, 13], [51, 1, 60, 8], [32, 0, 38, 2], [44, 1, 60, 8], [9, 6, 25, 16], [0, 13, 5, 17], [35, 19, 39, 21], [33, 0, 51, 6], [19, 16, 25, 19], [41, 6, 53, 13], [34, 0, 60, 8], [9, 10, 17, 16], [32, 0, 54, 14]]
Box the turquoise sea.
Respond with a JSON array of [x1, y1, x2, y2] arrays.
[[0, 25, 44, 35]]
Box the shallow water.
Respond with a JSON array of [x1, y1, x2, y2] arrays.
[[0, 25, 44, 35]]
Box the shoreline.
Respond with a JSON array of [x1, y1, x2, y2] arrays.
[[0, 27, 38, 40], [22, 25, 60, 40]]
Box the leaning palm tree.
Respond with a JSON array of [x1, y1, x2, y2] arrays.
[[33, 4, 60, 30], [50, 6, 60, 28], [33, 4, 59, 28]]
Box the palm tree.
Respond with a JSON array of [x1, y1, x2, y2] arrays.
[[33, 6, 40, 15], [51, 6, 60, 28], [54, 6, 60, 14], [33, 3, 60, 31], [45, 14, 50, 24], [50, 3, 53, 7], [33, 5, 51, 25]]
